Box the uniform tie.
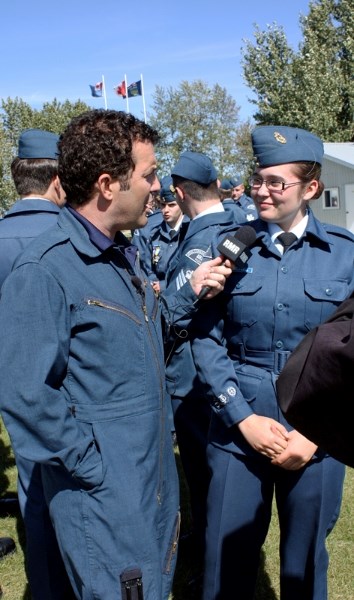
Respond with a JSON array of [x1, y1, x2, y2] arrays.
[[278, 232, 297, 252], [169, 229, 176, 239]]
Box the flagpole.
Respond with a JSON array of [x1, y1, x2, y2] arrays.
[[102, 75, 108, 110], [124, 74, 130, 113], [140, 73, 147, 123]]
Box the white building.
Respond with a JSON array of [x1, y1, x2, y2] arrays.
[[310, 142, 354, 232]]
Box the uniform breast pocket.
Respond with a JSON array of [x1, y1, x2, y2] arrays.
[[227, 276, 264, 327], [303, 279, 350, 330]]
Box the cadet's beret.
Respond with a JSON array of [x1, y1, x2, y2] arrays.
[[220, 177, 243, 190], [18, 129, 59, 159], [251, 126, 324, 167], [159, 175, 176, 203], [171, 151, 217, 185]]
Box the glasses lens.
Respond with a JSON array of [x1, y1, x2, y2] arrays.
[[250, 177, 262, 188]]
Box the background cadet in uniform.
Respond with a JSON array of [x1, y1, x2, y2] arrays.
[[220, 175, 257, 221], [164, 151, 245, 584], [0, 128, 72, 600], [133, 175, 189, 295], [0, 110, 231, 600], [190, 126, 354, 600]]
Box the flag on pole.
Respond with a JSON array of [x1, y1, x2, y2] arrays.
[[89, 82, 103, 97], [127, 80, 142, 97], [114, 80, 142, 99], [114, 81, 127, 97]]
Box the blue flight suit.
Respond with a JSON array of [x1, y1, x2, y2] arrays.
[[0, 206, 202, 600], [0, 198, 72, 600], [137, 216, 189, 292], [164, 207, 244, 560], [190, 210, 354, 600]]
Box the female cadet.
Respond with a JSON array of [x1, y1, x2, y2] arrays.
[[191, 126, 354, 600]]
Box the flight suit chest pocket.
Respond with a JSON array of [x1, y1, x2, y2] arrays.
[[303, 279, 349, 330], [227, 276, 263, 327]]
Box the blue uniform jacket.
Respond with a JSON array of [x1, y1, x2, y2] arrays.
[[0, 198, 60, 287], [138, 216, 189, 291], [164, 209, 244, 399], [0, 207, 201, 599], [191, 210, 354, 456]]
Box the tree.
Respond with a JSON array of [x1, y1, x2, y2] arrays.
[[0, 97, 91, 212], [149, 80, 248, 178], [241, 0, 354, 141]]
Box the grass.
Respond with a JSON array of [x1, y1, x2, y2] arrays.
[[1, 421, 354, 599]]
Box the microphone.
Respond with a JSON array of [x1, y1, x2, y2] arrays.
[[197, 225, 257, 300]]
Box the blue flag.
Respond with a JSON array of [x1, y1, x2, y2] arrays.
[[127, 80, 142, 97]]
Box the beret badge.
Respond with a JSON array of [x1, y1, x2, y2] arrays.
[[274, 131, 287, 144]]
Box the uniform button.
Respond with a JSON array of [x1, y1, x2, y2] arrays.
[[235, 283, 241, 289], [277, 303, 284, 310], [275, 340, 284, 348], [325, 288, 333, 296], [281, 266, 288, 273]]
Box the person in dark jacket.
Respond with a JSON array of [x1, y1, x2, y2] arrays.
[[191, 126, 354, 600]]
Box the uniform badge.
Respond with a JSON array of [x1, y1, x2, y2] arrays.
[[152, 244, 161, 264], [185, 247, 213, 266], [274, 131, 287, 144]]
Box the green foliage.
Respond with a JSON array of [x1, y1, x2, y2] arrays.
[[0, 97, 91, 212], [149, 80, 248, 179], [241, 0, 354, 141]]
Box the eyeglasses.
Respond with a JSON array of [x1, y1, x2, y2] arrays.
[[249, 177, 304, 192]]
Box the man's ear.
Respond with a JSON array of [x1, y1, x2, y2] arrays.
[[97, 173, 119, 199]]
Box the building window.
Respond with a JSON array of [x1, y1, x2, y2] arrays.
[[323, 188, 340, 209]]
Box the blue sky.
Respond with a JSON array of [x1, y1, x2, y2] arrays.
[[1, 0, 311, 123]]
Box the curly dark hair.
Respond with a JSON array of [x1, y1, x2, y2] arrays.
[[11, 158, 58, 196], [58, 110, 160, 206]]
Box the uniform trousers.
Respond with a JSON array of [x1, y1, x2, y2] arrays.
[[203, 445, 345, 600], [172, 396, 211, 561]]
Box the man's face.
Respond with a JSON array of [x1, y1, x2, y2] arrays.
[[231, 184, 245, 200], [112, 140, 159, 231]]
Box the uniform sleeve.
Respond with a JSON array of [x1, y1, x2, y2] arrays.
[[0, 263, 103, 488], [191, 299, 254, 427]]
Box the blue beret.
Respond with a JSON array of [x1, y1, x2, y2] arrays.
[[221, 177, 243, 189], [251, 126, 324, 167], [159, 175, 176, 203], [18, 129, 59, 159], [171, 151, 217, 185]]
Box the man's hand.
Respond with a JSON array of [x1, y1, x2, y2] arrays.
[[190, 256, 233, 299]]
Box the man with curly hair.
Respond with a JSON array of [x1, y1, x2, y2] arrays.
[[0, 110, 231, 600]]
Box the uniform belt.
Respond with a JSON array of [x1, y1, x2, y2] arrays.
[[231, 345, 292, 375]]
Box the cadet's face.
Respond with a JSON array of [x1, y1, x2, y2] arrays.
[[113, 141, 159, 231], [231, 185, 244, 200], [161, 201, 182, 227], [250, 163, 311, 229]]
